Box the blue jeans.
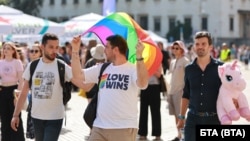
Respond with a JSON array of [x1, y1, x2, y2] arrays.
[[184, 111, 220, 141], [32, 118, 63, 141]]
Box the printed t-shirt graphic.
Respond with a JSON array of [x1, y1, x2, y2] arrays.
[[101, 73, 129, 90], [33, 71, 55, 99]]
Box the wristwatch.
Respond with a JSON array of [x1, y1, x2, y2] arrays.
[[136, 57, 144, 61], [178, 114, 185, 120]]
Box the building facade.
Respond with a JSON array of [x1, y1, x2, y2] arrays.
[[39, 0, 250, 45]]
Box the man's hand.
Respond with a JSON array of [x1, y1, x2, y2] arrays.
[[136, 40, 145, 58], [71, 35, 81, 52], [11, 117, 20, 131], [177, 119, 185, 129]]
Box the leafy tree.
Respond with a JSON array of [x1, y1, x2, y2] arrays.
[[9, 0, 43, 16], [183, 22, 193, 41], [0, 0, 9, 5]]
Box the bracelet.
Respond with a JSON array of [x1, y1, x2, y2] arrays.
[[136, 57, 144, 61], [178, 114, 185, 120]]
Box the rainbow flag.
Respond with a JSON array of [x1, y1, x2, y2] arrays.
[[82, 12, 163, 76]]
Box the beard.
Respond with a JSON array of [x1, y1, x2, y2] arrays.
[[44, 53, 56, 61], [196, 49, 207, 57]]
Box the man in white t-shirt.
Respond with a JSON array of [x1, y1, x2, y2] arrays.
[[11, 33, 91, 141], [71, 34, 149, 141]]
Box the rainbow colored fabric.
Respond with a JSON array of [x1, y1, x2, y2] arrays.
[[82, 12, 163, 76]]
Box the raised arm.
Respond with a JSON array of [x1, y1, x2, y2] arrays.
[[136, 41, 148, 88], [71, 35, 85, 81]]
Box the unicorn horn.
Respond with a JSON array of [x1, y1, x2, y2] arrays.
[[231, 60, 237, 70]]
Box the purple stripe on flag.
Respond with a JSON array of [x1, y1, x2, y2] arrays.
[[83, 26, 114, 45]]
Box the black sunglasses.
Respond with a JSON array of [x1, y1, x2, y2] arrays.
[[172, 47, 180, 50], [30, 50, 39, 53]]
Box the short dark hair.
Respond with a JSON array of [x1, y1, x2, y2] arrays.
[[41, 33, 59, 45], [106, 34, 128, 57], [194, 31, 213, 45], [65, 41, 70, 46]]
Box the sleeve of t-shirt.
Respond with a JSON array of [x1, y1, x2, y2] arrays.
[[84, 64, 102, 83], [16, 59, 24, 72], [65, 63, 72, 82]]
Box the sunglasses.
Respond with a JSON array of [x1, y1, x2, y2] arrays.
[[172, 47, 180, 50], [30, 50, 39, 53]]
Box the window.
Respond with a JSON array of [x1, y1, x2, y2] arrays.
[[61, 0, 66, 5], [230, 17, 234, 31], [86, 0, 91, 3], [201, 17, 208, 30], [184, 17, 192, 26], [48, 17, 58, 22], [169, 17, 176, 30], [73, 0, 79, 4], [49, 0, 55, 5], [154, 17, 161, 32], [139, 15, 148, 30], [59, 16, 69, 22]]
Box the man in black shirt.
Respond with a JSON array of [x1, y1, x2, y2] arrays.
[[177, 31, 223, 141]]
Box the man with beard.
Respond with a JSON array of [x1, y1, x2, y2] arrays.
[[177, 31, 223, 141], [11, 33, 91, 141]]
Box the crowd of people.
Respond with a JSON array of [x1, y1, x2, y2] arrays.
[[0, 31, 248, 141]]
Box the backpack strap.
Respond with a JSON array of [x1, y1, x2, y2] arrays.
[[27, 58, 40, 113], [29, 59, 40, 88], [57, 59, 65, 88]]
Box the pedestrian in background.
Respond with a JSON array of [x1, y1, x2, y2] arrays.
[[185, 43, 196, 62], [71, 34, 148, 141], [138, 65, 163, 141], [157, 41, 171, 75], [25, 42, 43, 139], [58, 45, 71, 65], [177, 31, 223, 141], [168, 40, 190, 141], [242, 46, 250, 70], [84, 44, 106, 103], [219, 42, 231, 62], [0, 42, 25, 141]]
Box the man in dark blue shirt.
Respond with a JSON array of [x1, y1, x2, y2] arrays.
[[177, 31, 223, 141]]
